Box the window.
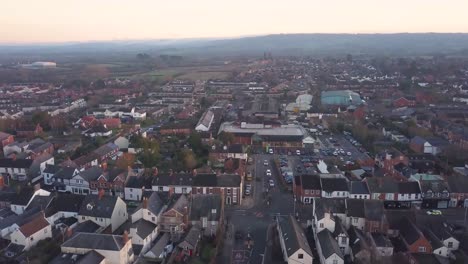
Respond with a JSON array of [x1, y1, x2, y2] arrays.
[[148, 212, 151, 216], [353, 218, 359, 224], [448, 242, 453, 248], [341, 237, 347, 244], [129, 194, 133, 198], [130, 189, 133, 192], [333, 260, 338, 264], [227, 188, 231, 195], [209, 188, 213, 194], [152, 217, 155, 221], [30, 237, 34, 241], [44, 229, 47, 234], [298, 254, 303, 259], [319, 223, 324, 228], [182, 187, 187, 194], [418, 246, 426, 252], [82, 216, 85, 220], [100, 218, 103, 222]]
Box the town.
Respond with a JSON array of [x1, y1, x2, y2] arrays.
[[0, 51, 467, 264]]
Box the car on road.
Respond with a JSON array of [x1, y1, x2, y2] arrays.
[[266, 169, 272, 176], [347, 152, 352, 156], [426, 210, 442, 215], [245, 189, 251, 195], [263, 160, 269, 166], [268, 149, 274, 154], [269, 179, 275, 187], [296, 150, 301, 155]]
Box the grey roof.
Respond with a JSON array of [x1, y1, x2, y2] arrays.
[[419, 180, 449, 193], [348, 226, 370, 255], [371, 233, 393, 248], [77, 250, 105, 264], [79, 166, 103, 181], [11, 187, 35, 205], [314, 198, 346, 220], [398, 181, 421, 194], [25, 195, 54, 211], [152, 173, 194, 186], [54, 167, 78, 180], [411, 136, 427, 145], [166, 194, 189, 214], [350, 181, 370, 195], [179, 225, 201, 249], [300, 174, 321, 190], [146, 192, 165, 216], [62, 233, 127, 251], [73, 220, 101, 233], [399, 217, 423, 245], [320, 178, 349, 192], [0, 158, 33, 169], [189, 194, 222, 222], [278, 215, 313, 258], [93, 143, 118, 156], [146, 233, 170, 258], [131, 219, 157, 239], [43, 164, 60, 174], [45, 193, 85, 217], [317, 229, 344, 259], [192, 173, 241, 187], [78, 195, 120, 218], [365, 177, 398, 193], [422, 228, 444, 249], [346, 199, 385, 221]]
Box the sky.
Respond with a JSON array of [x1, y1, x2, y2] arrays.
[[1, 0, 468, 43]]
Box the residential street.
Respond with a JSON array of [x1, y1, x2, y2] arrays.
[[221, 154, 295, 264]]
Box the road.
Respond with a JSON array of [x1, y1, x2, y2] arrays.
[[224, 154, 295, 264]]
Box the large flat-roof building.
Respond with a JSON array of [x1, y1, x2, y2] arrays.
[[321, 90, 363, 106]]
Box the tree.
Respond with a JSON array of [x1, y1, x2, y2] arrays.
[[188, 132, 203, 150], [31, 111, 51, 131], [182, 150, 197, 170], [116, 153, 136, 170], [218, 131, 235, 145]]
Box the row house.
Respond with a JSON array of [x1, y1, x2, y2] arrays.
[[277, 215, 314, 264], [364, 177, 421, 209], [152, 172, 243, 205], [345, 199, 388, 233], [320, 177, 349, 198], [208, 144, 248, 162], [293, 174, 321, 204], [418, 180, 450, 209], [447, 174, 468, 207], [157, 194, 189, 236], [90, 167, 133, 196]]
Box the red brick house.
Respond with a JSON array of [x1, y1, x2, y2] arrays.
[[0, 132, 14, 148], [90, 168, 129, 196], [293, 174, 321, 204], [393, 97, 416, 108], [159, 123, 192, 136]]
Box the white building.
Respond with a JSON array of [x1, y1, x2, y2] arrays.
[[78, 194, 127, 232], [277, 215, 313, 264], [7, 212, 52, 255]]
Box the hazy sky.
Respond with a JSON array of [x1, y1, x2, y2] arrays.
[[2, 0, 468, 43]]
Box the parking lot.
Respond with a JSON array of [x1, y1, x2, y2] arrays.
[[317, 132, 371, 164]]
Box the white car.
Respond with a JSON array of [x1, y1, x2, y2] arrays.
[[347, 152, 352, 156], [266, 169, 272, 176], [296, 150, 301, 155], [426, 210, 442, 215], [264, 160, 269, 166], [269, 179, 275, 187], [268, 149, 274, 154]]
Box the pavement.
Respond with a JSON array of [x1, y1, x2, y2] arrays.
[[221, 154, 295, 264]]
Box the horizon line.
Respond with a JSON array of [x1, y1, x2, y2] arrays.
[[2, 31, 468, 45]]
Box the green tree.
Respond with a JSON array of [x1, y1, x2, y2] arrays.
[[31, 111, 51, 131], [218, 131, 235, 145]]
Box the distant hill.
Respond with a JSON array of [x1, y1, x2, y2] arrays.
[[2, 33, 468, 57]]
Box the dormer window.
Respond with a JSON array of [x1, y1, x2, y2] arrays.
[[86, 203, 94, 210]]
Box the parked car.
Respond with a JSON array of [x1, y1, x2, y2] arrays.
[[264, 160, 269, 166], [426, 210, 442, 215], [296, 150, 301, 155], [266, 169, 272, 176]]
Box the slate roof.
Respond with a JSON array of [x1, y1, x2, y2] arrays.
[[73, 220, 101, 233], [43, 164, 60, 174], [166, 194, 189, 214], [0, 158, 33, 169], [320, 177, 349, 192], [301, 174, 321, 190], [79, 166, 103, 181], [317, 229, 343, 259], [419, 180, 449, 193], [371, 233, 393, 248], [192, 173, 241, 187], [398, 181, 421, 194], [422, 228, 444, 249], [180, 225, 201, 249], [45, 193, 85, 217], [62, 233, 128, 251], [145, 192, 165, 216], [350, 181, 370, 195], [314, 198, 346, 220], [131, 219, 156, 239], [189, 194, 222, 222], [11, 187, 35, 205], [278, 215, 313, 258], [78, 195, 119, 218], [348, 226, 370, 255], [53, 167, 78, 180], [25, 195, 54, 211], [346, 199, 385, 221], [77, 250, 105, 264], [411, 136, 427, 146], [152, 173, 193, 186], [365, 177, 398, 193], [399, 217, 424, 245]]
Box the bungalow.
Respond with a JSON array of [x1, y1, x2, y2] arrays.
[[6, 211, 52, 256], [189, 194, 223, 237], [78, 192, 128, 232], [277, 215, 313, 264], [61, 232, 134, 264]]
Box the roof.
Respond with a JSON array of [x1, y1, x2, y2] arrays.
[[11, 187, 35, 205], [54, 167, 78, 180], [365, 177, 398, 193], [422, 228, 444, 249], [77, 250, 105, 264], [62, 233, 128, 251], [0, 158, 33, 169], [78, 195, 120, 218], [350, 181, 370, 194], [180, 225, 201, 249], [346, 199, 385, 221], [132, 219, 157, 239], [411, 136, 427, 145], [79, 166, 103, 181], [278, 215, 313, 258], [189, 194, 222, 222], [146, 233, 170, 258], [93, 143, 118, 156], [399, 217, 424, 245], [19, 212, 49, 237], [45, 193, 86, 217], [192, 173, 241, 187], [348, 226, 370, 255], [371, 233, 393, 248], [300, 174, 321, 190], [419, 180, 449, 193], [317, 229, 344, 259], [43, 164, 60, 174], [320, 177, 349, 192], [0, 131, 12, 140], [165, 194, 189, 214], [314, 198, 346, 220], [25, 195, 53, 211], [152, 173, 193, 186], [398, 182, 421, 194]]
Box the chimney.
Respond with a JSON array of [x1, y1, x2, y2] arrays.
[[192, 169, 197, 177], [0, 176, 4, 188], [122, 230, 129, 244], [12, 154, 16, 161], [153, 167, 159, 177], [142, 197, 148, 209], [98, 189, 105, 200], [66, 227, 73, 238]]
